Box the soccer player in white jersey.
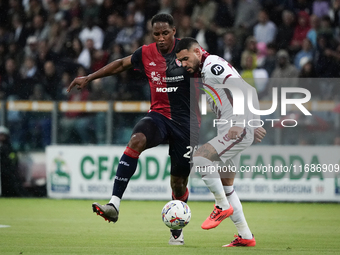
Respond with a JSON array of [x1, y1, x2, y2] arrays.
[[175, 37, 266, 247]]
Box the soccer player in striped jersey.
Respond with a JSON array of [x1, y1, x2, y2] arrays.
[[67, 14, 200, 245]]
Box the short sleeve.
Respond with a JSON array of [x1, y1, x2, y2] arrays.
[[131, 46, 143, 72], [203, 57, 234, 86]]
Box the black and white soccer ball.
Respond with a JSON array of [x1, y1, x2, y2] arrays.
[[161, 200, 191, 230]]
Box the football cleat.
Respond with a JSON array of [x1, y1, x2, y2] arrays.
[[201, 204, 234, 230], [169, 229, 184, 245], [222, 234, 256, 247], [92, 202, 119, 223]]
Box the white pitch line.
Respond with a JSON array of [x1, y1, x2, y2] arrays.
[[0, 225, 11, 228]]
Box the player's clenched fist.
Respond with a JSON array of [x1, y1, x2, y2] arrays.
[[254, 127, 266, 143], [227, 126, 244, 140], [67, 76, 90, 92]]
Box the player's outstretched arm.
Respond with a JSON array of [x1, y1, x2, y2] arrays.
[[67, 55, 133, 92]]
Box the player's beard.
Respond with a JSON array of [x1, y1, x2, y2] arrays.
[[192, 58, 200, 73]]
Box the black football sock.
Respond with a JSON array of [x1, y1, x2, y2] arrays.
[[112, 147, 139, 198]]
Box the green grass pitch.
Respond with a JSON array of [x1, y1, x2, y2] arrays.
[[0, 198, 339, 255]]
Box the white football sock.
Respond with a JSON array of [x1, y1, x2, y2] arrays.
[[109, 195, 121, 211], [194, 156, 230, 210], [224, 185, 252, 239]]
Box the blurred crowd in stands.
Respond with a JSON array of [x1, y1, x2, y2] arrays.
[[0, 0, 340, 150]]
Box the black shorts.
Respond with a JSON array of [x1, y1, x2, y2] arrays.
[[132, 111, 198, 178]]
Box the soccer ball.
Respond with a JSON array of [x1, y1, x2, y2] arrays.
[[161, 200, 191, 230]]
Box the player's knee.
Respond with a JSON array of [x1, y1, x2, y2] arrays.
[[128, 133, 147, 152], [221, 178, 234, 186], [193, 156, 212, 178]]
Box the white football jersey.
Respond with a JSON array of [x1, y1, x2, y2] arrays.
[[201, 55, 260, 135]]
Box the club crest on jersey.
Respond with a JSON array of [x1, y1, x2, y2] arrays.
[[175, 59, 182, 67], [151, 71, 162, 85], [211, 64, 224, 75]]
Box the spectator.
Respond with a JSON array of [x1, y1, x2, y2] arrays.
[[0, 126, 26, 197], [82, 0, 100, 25], [294, 38, 314, 69], [271, 49, 299, 79], [259, 0, 287, 25], [8, 0, 26, 27], [25, 0, 47, 26], [65, 36, 83, 63], [24, 35, 39, 58], [65, 16, 82, 43], [158, 0, 173, 15], [213, 0, 236, 35], [254, 9, 277, 44], [29, 14, 50, 41], [79, 17, 104, 50], [138, 0, 159, 27], [292, 0, 313, 15], [115, 14, 143, 54], [241, 54, 269, 96], [99, 0, 115, 29], [241, 36, 258, 70], [108, 43, 125, 62], [176, 15, 193, 39], [0, 25, 10, 44], [172, 0, 194, 28], [290, 11, 311, 54], [233, 0, 260, 44], [0, 58, 21, 99], [91, 48, 109, 72], [313, 0, 330, 18], [68, 0, 83, 20], [10, 14, 30, 48], [46, 0, 68, 24], [59, 66, 94, 144], [314, 35, 338, 78], [48, 21, 67, 54], [262, 42, 278, 77], [318, 15, 334, 42], [330, 0, 340, 32], [102, 13, 124, 50], [41, 60, 62, 100], [36, 39, 59, 72], [191, 16, 218, 55], [266, 49, 299, 98], [5, 41, 25, 72], [307, 14, 320, 48], [298, 60, 320, 98], [191, 0, 217, 30], [77, 38, 95, 70], [276, 10, 295, 50], [20, 55, 41, 99], [218, 31, 241, 71], [60, 71, 73, 100], [256, 42, 267, 67]]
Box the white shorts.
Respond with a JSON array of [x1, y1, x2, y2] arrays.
[[208, 128, 253, 171]]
